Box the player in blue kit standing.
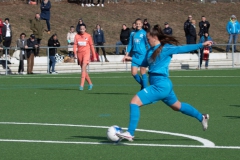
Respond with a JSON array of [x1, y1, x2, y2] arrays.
[[117, 25, 212, 141], [125, 18, 149, 90]]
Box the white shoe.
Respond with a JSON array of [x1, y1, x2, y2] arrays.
[[116, 131, 134, 142], [97, 4, 100, 6], [91, 3, 95, 6], [87, 4, 91, 7], [81, 3, 84, 7], [201, 114, 209, 131], [51, 71, 58, 74], [19, 72, 23, 75], [101, 4, 104, 7]]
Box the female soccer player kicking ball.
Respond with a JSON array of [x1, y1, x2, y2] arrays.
[[125, 18, 150, 90], [117, 25, 212, 141], [74, 24, 97, 91]]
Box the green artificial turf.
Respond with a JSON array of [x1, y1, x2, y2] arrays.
[[0, 69, 240, 160]]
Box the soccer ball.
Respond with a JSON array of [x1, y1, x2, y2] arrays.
[[107, 125, 123, 142]]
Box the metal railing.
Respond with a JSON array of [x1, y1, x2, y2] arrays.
[[0, 45, 128, 75], [0, 43, 239, 75]]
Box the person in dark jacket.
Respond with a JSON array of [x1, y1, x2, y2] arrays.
[[163, 22, 172, 35], [16, 33, 28, 74], [93, 24, 109, 62], [40, 0, 51, 34], [198, 16, 210, 38], [76, 18, 86, 34], [189, 20, 197, 44], [115, 24, 131, 55], [48, 34, 60, 74], [143, 19, 150, 32], [130, 22, 136, 33], [184, 15, 192, 44], [26, 34, 39, 74], [2, 18, 12, 56]]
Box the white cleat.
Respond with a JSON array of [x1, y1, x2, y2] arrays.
[[81, 3, 84, 7], [101, 4, 104, 7], [97, 4, 100, 6], [116, 131, 134, 142], [202, 114, 209, 131]]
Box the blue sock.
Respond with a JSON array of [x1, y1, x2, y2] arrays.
[[180, 102, 203, 122], [142, 74, 148, 88], [127, 104, 140, 136], [133, 74, 142, 85]]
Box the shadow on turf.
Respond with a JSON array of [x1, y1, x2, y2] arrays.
[[229, 105, 240, 107], [87, 93, 130, 95], [223, 116, 240, 119], [68, 136, 194, 143]]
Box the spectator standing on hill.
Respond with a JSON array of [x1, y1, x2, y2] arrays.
[[184, 15, 192, 44], [30, 13, 44, 56], [130, 22, 136, 33], [226, 15, 240, 55], [40, 0, 51, 34], [48, 34, 60, 74], [163, 22, 172, 35], [76, 18, 86, 33], [198, 16, 210, 38], [93, 24, 109, 62], [115, 24, 131, 55], [143, 19, 150, 32], [26, 34, 39, 74], [0, 18, 3, 44], [2, 18, 12, 57], [67, 26, 77, 57], [189, 20, 197, 53], [16, 33, 27, 74], [198, 32, 213, 69], [96, 0, 104, 7]]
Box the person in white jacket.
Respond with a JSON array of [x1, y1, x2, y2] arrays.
[[67, 26, 77, 57]]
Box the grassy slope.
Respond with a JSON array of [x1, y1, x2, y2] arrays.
[[0, 1, 240, 54]]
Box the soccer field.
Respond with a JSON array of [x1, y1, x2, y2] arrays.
[[0, 69, 240, 160]]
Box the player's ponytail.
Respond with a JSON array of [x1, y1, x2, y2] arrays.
[[148, 24, 179, 61]]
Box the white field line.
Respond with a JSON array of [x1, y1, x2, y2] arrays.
[[0, 122, 214, 147], [1, 76, 240, 79], [0, 139, 240, 149]]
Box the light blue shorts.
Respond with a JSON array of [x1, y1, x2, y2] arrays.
[[137, 77, 178, 106], [131, 61, 140, 67]]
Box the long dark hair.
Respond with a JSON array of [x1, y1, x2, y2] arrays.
[[148, 24, 179, 61]]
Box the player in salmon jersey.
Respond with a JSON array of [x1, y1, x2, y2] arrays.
[[74, 24, 97, 91]]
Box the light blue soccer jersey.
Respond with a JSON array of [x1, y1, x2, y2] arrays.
[[142, 43, 203, 77], [127, 29, 149, 65]]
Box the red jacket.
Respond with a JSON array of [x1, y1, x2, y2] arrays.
[[0, 19, 3, 35]]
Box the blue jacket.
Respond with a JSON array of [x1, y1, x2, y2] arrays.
[[226, 20, 240, 34], [40, 1, 51, 20], [199, 35, 213, 52], [142, 43, 203, 77], [93, 29, 105, 44], [127, 29, 149, 65]]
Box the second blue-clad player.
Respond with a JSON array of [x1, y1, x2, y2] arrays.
[[124, 18, 150, 90], [118, 25, 212, 141]]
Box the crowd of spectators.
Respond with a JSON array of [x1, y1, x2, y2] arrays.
[[0, 1, 240, 73]]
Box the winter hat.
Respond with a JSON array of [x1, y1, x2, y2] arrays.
[[231, 15, 236, 19], [5, 18, 9, 21], [30, 34, 35, 39]]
